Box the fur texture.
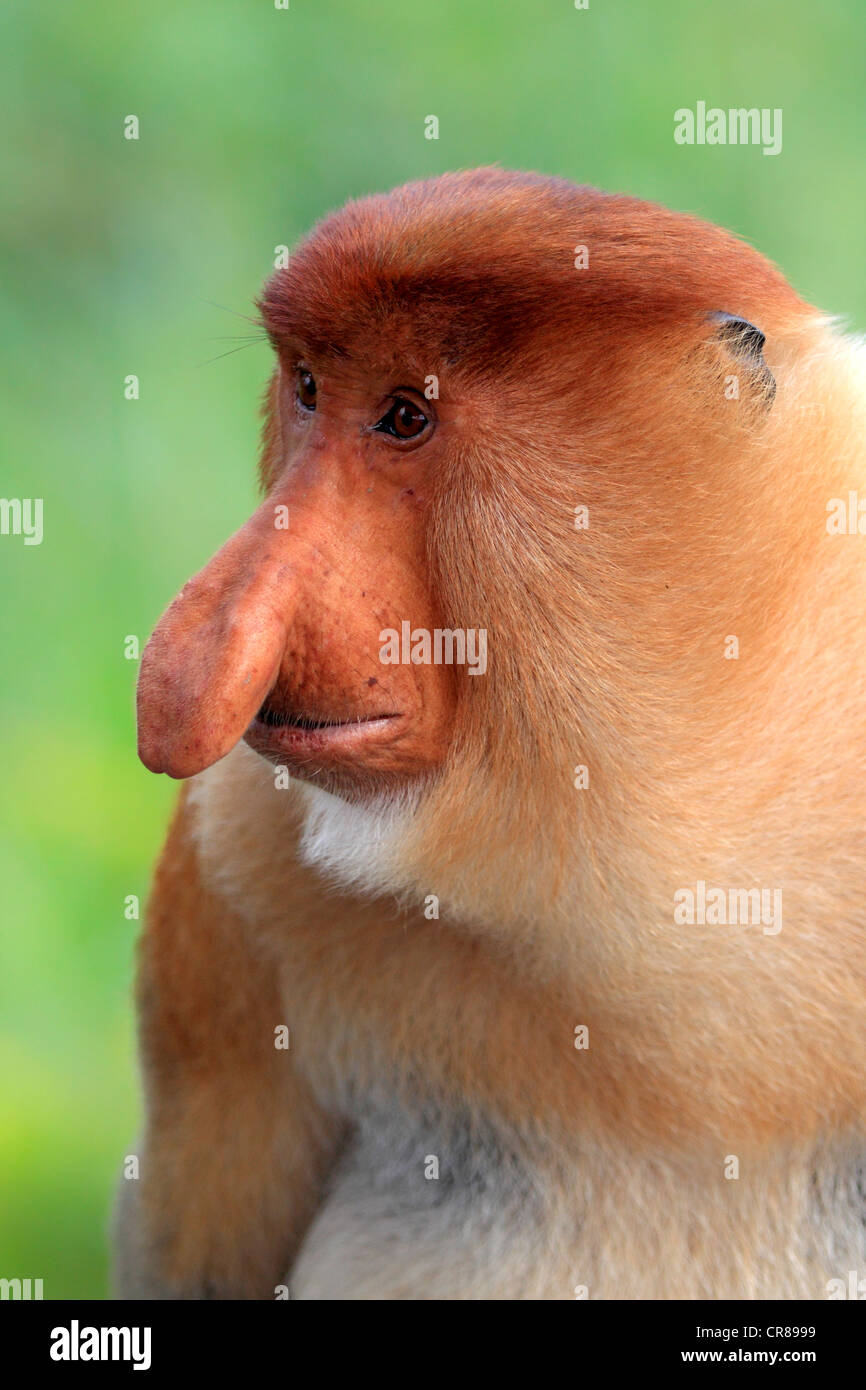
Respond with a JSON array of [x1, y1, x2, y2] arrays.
[[119, 170, 866, 1299]]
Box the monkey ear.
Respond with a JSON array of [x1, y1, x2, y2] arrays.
[[708, 311, 776, 409]]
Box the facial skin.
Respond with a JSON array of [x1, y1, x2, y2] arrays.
[[137, 333, 457, 799]]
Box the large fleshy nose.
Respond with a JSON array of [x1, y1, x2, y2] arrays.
[[137, 501, 297, 778]]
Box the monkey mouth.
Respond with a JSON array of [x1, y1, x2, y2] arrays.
[[243, 698, 402, 768]]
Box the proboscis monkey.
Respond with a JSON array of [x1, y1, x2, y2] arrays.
[[116, 169, 866, 1300]]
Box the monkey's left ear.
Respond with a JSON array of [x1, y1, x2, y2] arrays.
[[708, 311, 776, 409]]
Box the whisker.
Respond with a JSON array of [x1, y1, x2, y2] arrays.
[[200, 298, 264, 329], [197, 340, 267, 367]]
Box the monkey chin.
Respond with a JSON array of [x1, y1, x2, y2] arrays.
[[294, 776, 425, 899], [188, 740, 427, 909], [241, 708, 443, 805]]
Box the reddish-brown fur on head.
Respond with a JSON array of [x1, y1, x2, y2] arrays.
[[259, 166, 803, 368]]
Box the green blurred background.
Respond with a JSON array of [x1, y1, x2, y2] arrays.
[[0, 0, 863, 1299]]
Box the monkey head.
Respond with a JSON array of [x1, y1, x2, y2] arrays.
[[137, 169, 816, 902]]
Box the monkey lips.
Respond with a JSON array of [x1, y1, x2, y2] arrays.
[[243, 698, 408, 785]]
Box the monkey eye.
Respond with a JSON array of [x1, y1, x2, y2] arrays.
[[296, 369, 317, 410], [374, 397, 429, 440]]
